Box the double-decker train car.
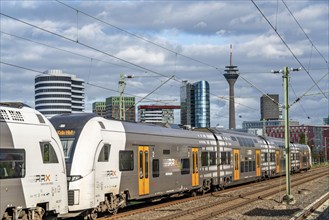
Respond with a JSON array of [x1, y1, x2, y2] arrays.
[[0, 103, 68, 220], [50, 113, 312, 219]]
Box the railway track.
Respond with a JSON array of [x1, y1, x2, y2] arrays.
[[157, 169, 329, 220], [100, 167, 328, 220]]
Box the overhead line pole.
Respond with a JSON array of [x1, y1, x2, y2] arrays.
[[272, 66, 301, 205]]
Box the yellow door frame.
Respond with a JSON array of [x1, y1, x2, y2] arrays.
[[192, 148, 199, 187], [276, 150, 280, 173], [233, 149, 240, 181], [138, 146, 149, 196], [256, 150, 261, 176]]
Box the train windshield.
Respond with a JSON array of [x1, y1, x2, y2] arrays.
[[60, 137, 75, 160]]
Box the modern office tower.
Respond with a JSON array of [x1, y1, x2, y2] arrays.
[[180, 81, 195, 127], [180, 80, 210, 128], [138, 105, 180, 124], [105, 96, 135, 122], [223, 45, 239, 129], [92, 101, 106, 117], [194, 81, 210, 128], [260, 94, 279, 120], [35, 69, 84, 118]]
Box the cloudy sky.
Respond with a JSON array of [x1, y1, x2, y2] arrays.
[[1, 0, 328, 128]]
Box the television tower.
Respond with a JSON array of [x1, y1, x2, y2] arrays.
[[224, 45, 239, 129]]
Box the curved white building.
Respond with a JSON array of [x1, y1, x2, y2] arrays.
[[35, 69, 84, 118]]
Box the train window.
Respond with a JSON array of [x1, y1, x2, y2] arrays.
[[40, 142, 59, 163], [36, 114, 45, 123], [209, 152, 216, 165], [98, 144, 110, 162], [240, 162, 244, 173], [181, 158, 190, 175], [60, 138, 75, 160], [252, 161, 256, 171], [264, 153, 268, 162], [228, 152, 231, 165], [249, 161, 253, 172], [245, 160, 249, 172], [201, 152, 208, 166], [119, 151, 134, 171], [145, 151, 149, 178], [139, 151, 143, 179], [152, 159, 160, 177], [0, 149, 25, 179], [163, 150, 170, 155], [221, 152, 227, 165], [270, 153, 275, 162], [98, 121, 105, 129]]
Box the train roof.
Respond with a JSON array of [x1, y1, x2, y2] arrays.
[[0, 102, 30, 109]]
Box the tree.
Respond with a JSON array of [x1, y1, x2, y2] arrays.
[[299, 132, 306, 144]]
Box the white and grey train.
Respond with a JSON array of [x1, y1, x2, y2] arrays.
[[0, 103, 68, 220], [50, 112, 311, 218], [1, 103, 312, 219]]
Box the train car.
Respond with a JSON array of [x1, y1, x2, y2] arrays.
[[259, 136, 285, 178], [0, 103, 68, 220], [50, 113, 217, 218], [211, 128, 264, 186]]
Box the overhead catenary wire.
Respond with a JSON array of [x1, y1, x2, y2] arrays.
[[289, 82, 310, 119], [0, 61, 174, 105], [56, 0, 222, 73], [56, 0, 328, 113], [251, 0, 328, 100], [0, 13, 179, 84], [1, 12, 261, 113], [281, 0, 328, 64]]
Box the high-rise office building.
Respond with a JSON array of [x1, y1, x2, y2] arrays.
[[138, 105, 180, 124], [260, 94, 279, 120], [105, 96, 135, 122], [194, 81, 210, 128], [180, 80, 210, 128], [180, 81, 194, 126], [92, 101, 106, 117], [35, 69, 84, 118]]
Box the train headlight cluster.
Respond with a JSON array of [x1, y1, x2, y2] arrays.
[[67, 175, 82, 182]]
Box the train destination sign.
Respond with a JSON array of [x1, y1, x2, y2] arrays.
[[57, 130, 75, 136]]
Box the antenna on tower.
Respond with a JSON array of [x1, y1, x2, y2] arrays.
[[230, 44, 233, 66]]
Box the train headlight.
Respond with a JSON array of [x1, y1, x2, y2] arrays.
[[67, 175, 82, 182]]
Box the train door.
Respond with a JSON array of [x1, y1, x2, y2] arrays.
[[276, 150, 280, 173], [256, 150, 261, 176], [192, 148, 199, 187], [233, 149, 240, 181], [300, 151, 303, 169], [138, 146, 149, 196]]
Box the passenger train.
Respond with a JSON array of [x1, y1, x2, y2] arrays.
[[0, 103, 68, 220], [0, 103, 311, 219], [50, 113, 311, 219]]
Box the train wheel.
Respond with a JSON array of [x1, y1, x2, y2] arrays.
[[87, 210, 97, 220], [190, 191, 197, 197]]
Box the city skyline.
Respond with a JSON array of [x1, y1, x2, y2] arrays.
[[1, 1, 328, 129]]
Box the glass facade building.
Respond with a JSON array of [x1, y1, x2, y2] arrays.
[[180, 80, 210, 128], [194, 81, 210, 128], [35, 69, 84, 118]]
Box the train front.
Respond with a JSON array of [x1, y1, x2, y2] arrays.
[[50, 113, 100, 217]]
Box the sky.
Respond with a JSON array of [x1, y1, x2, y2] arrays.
[[1, 0, 328, 128]]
